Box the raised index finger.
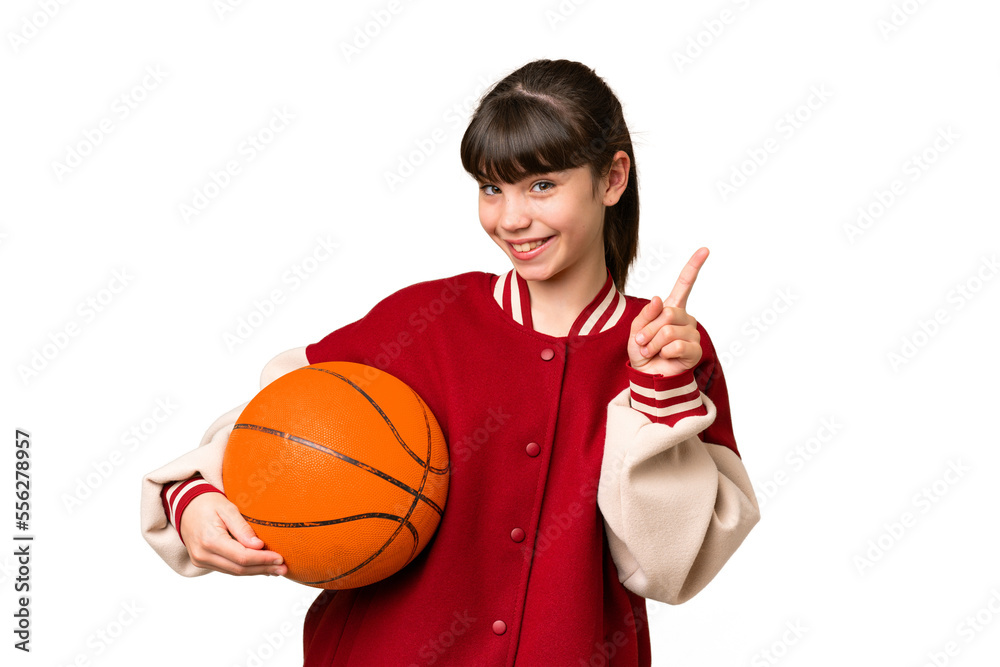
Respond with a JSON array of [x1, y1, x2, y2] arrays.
[[662, 247, 709, 310]]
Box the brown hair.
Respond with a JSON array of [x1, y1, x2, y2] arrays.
[[459, 59, 639, 293]]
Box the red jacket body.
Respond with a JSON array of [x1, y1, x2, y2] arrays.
[[291, 269, 737, 666]]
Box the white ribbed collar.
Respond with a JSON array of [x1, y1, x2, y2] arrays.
[[491, 266, 627, 337]]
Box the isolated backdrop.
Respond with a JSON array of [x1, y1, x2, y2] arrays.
[[2, 1, 998, 666]]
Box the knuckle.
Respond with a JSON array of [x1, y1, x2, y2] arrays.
[[228, 510, 250, 529], [203, 531, 224, 548]]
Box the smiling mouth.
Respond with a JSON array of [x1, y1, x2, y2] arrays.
[[510, 238, 550, 252], [507, 236, 554, 259]]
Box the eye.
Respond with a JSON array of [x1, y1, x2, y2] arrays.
[[479, 180, 554, 196]]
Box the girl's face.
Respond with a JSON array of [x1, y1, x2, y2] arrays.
[[478, 162, 619, 285]]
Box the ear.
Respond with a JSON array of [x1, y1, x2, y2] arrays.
[[602, 150, 630, 206]]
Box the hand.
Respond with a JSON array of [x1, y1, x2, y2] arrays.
[[628, 247, 708, 377], [180, 492, 288, 577]]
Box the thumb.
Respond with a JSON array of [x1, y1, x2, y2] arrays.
[[221, 503, 264, 549], [631, 296, 663, 334]]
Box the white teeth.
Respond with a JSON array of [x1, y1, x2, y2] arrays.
[[513, 238, 548, 252]]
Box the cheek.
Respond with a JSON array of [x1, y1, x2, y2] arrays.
[[479, 200, 504, 233], [478, 202, 491, 231], [479, 213, 498, 239], [541, 195, 579, 222]]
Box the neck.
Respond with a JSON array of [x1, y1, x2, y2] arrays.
[[522, 255, 609, 337]]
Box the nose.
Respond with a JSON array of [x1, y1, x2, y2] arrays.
[[499, 195, 532, 234]]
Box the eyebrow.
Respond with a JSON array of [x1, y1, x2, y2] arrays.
[[476, 169, 569, 186], [520, 169, 570, 180]]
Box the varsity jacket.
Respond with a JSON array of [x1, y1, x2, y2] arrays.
[[139, 267, 760, 666]]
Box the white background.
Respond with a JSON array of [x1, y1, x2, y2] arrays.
[[2, 1, 999, 665]]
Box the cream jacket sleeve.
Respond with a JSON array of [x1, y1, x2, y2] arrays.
[[139, 346, 311, 576], [597, 370, 761, 605]]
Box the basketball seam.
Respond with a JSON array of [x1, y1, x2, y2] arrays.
[[231, 423, 445, 517], [306, 366, 449, 474]]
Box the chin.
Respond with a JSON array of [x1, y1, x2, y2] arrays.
[[514, 264, 557, 282]]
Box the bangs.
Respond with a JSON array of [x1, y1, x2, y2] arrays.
[[461, 92, 592, 186]]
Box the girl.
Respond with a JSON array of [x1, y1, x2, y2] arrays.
[[141, 58, 760, 666]]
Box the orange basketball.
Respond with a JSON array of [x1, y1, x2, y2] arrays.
[[221, 361, 449, 590]]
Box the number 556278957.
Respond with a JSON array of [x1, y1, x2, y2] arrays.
[[15, 429, 30, 530]]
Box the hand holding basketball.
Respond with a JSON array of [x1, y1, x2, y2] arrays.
[[180, 492, 288, 577], [628, 247, 708, 377]]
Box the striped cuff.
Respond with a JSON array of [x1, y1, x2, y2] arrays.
[[160, 475, 225, 545], [626, 360, 708, 426]]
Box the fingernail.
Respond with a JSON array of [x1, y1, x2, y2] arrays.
[[272, 558, 283, 565], [635, 333, 645, 344]]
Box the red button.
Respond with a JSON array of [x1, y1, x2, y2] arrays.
[[493, 620, 507, 635], [540, 348, 554, 361], [510, 528, 525, 542], [525, 442, 540, 457]]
